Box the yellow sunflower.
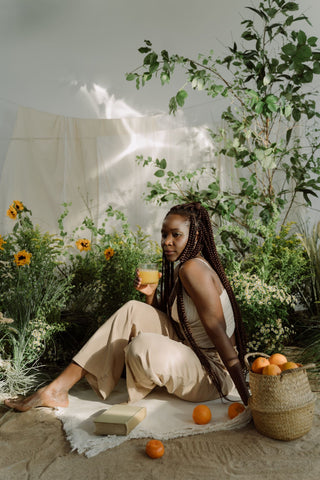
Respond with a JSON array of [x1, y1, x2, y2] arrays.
[[0, 235, 6, 251], [13, 200, 24, 212], [14, 250, 32, 266], [7, 205, 17, 219], [76, 239, 91, 251], [104, 247, 115, 261]]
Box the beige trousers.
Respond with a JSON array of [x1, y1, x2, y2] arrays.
[[73, 300, 232, 403]]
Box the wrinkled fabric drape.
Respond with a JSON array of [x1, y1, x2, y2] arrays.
[[0, 106, 239, 238]]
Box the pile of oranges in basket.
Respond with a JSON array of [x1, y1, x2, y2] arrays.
[[251, 353, 301, 376]]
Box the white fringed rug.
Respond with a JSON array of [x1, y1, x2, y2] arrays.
[[55, 379, 252, 457]]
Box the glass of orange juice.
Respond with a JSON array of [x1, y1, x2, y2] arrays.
[[138, 263, 159, 285]]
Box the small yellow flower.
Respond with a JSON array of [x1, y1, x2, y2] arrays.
[[14, 250, 32, 266], [104, 247, 115, 261], [13, 200, 24, 212], [0, 235, 6, 251], [76, 239, 91, 251], [7, 205, 17, 219]]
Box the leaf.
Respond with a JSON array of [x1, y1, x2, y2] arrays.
[[284, 15, 294, 26], [284, 104, 292, 118], [191, 78, 198, 89], [196, 78, 205, 90], [266, 94, 278, 104], [301, 188, 318, 205], [283, 2, 299, 12], [266, 95, 278, 112], [154, 170, 165, 178], [292, 108, 301, 121], [295, 45, 312, 62], [159, 158, 167, 169], [308, 36, 318, 47], [255, 101, 264, 114], [242, 31, 257, 41], [286, 128, 293, 144], [265, 8, 278, 19], [313, 62, 320, 74], [246, 6, 268, 21], [176, 89, 188, 107], [301, 70, 313, 83], [263, 74, 272, 86], [138, 47, 151, 54], [247, 89, 259, 102], [143, 52, 158, 66], [126, 73, 136, 81], [160, 72, 170, 85], [169, 97, 177, 114], [255, 149, 276, 169], [149, 61, 159, 74], [161, 50, 169, 61], [297, 30, 307, 46], [282, 43, 296, 56]]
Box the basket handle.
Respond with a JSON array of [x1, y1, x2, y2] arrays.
[[244, 352, 269, 370], [280, 362, 316, 376]]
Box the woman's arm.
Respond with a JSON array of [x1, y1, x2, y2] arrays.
[[179, 260, 250, 405]]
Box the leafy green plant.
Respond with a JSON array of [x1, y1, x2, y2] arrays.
[[125, 0, 320, 353], [127, 0, 320, 253], [291, 220, 320, 371], [229, 271, 297, 353], [0, 201, 73, 394], [297, 220, 320, 316], [240, 219, 309, 293], [56, 204, 162, 359]]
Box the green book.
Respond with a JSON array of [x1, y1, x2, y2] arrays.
[[94, 404, 147, 436]]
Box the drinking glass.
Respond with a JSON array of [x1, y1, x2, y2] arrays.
[[138, 263, 159, 285]]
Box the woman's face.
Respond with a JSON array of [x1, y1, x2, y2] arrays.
[[161, 214, 190, 262]]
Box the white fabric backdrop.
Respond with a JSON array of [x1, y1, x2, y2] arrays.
[[1, 106, 235, 240]]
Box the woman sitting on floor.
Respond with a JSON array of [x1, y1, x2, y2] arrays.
[[5, 202, 250, 411]]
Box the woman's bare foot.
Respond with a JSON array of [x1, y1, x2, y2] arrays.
[[4, 362, 86, 412], [4, 385, 69, 412]]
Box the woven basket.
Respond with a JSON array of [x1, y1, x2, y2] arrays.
[[245, 352, 316, 441]]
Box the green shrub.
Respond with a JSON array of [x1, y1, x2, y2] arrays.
[[230, 272, 297, 353], [0, 201, 73, 394]]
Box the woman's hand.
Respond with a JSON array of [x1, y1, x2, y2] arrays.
[[134, 269, 161, 297]]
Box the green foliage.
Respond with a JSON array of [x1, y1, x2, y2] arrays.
[[292, 221, 320, 372], [239, 219, 309, 293], [230, 272, 296, 353], [126, 0, 320, 354], [222, 218, 307, 353], [127, 0, 320, 241], [0, 202, 162, 394], [0, 202, 73, 395], [57, 205, 162, 351], [297, 220, 320, 316]]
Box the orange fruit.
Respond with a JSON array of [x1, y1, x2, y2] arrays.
[[228, 402, 245, 419], [192, 404, 212, 425], [145, 439, 165, 459], [269, 353, 287, 367], [281, 361, 299, 371], [262, 364, 282, 375], [251, 356, 270, 374]]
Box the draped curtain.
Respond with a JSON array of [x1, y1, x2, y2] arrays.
[[1, 106, 236, 241]]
